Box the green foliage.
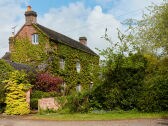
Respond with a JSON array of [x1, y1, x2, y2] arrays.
[[66, 92, 90, 113], [11, 25, 99, 94], [11, 32, 48, 65], [0, 59, 14, 82], [89, 53, 147, 111], [88, 1, 168, 113], [49, 43, 99, 94], [126, 1, 168, 55], [0, 59, 14, 112], [4, 71, 32, 115], [137, 55, 168, 112]]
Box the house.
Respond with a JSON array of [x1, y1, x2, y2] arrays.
[[7, 6, 99, 94]]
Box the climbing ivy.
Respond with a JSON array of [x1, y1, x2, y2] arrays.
[[49, 43, 99, 95], [11, 26, 99, 94], [11, 31, 49, 65]]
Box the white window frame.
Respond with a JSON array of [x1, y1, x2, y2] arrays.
[[32, 34, 39, 44], [76, 83, 81, 92], [60, 58, 65, 70], [76, 61, 81, 73]]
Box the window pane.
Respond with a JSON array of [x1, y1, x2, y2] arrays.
[[76, 84, 81, 92], [32, 34, 39, 44], [36, 34, 38, 44], [60, 58, 65, 70], [76, 62, 80, 73]]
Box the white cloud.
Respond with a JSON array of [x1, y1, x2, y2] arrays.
[[0, 0, 25, 58], [38, 2, 121, 55], [0, 0, 164, 58], [109, 0, 163, 20]]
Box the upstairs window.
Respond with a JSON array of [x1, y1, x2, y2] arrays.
[[76, 61, 81, 73], [32, 34, 38, 44], [60, 58, 65, 70]]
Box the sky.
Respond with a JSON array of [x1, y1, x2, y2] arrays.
[[0, 0, 163, 58]]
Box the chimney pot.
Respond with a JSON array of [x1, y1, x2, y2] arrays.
[[79, 37, 87, 46], [27, 6, 32, 11], [25, 6, 37, 25]]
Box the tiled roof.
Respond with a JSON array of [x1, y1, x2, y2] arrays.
[[35, 24, 98, 56], [4, 60, 35, 73], [2, 52, 11, 60], [2, 53, 35, 73]]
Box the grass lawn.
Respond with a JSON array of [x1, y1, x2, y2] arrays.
[[31, 111, 168, 121]]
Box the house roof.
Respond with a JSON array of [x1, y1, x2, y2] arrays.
[[5, 60, 35, 73], [35, 24, 98, 56], [2, 52, 11, 60], [2, 53, 35, 73]]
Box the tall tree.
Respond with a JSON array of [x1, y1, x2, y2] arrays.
[[129, 1, 168, 55]]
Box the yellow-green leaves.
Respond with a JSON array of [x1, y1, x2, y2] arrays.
[[4, 71, 31, 115]]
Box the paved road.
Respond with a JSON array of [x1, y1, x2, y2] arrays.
[[0, 118, 168, 126]]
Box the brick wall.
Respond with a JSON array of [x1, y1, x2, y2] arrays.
[[16, 25, 37, 42]]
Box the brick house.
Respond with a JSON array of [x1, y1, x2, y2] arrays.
[[7, 6, 99, 94]]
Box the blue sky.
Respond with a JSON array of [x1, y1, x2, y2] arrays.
[[26, 0, 147, 20], [0, 0, 163, 58], [28, 0, 117, 15]]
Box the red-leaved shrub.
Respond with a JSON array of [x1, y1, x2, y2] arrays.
[[34, 73, 63, 92]]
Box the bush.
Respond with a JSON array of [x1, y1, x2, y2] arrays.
[[88, 53, 146, 111], [4, 71, 32, 115], [66, 92, 91, 113], [0, 59, 14, 112], [137, 57, 168, 112], [34, 73, 63, 92], [30, 98, 39, 110]]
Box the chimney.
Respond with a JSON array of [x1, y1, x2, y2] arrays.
[[79, 37, 87, 46], [24, 6, 37, 25]]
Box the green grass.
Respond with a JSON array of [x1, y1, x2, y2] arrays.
[[30, 111, 168, 121]]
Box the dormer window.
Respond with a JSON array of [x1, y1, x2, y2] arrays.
[[60, 58, 65, 70], [76, 61, 81, 73], [32, 34, 38, 44]]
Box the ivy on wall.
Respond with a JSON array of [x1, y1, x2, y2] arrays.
[[11, 32, 49, 65], [49, 43, 99, 94], [11, 26, 99, 94]]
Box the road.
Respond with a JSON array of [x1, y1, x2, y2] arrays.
[[0, 118, 168, 126]]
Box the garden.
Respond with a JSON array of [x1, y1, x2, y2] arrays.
[[0, 1, 168, 119]]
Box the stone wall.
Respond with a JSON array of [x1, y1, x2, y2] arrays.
[[38, 97, 60, 111]]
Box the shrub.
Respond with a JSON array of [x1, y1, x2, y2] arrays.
[[137, 57, 168, 112], [34, 73, 63, 92], [0, 59, 14, 112], [88, 53, 146, 111], [4, 71, 32, 115], [66, 92, 91, 113]]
